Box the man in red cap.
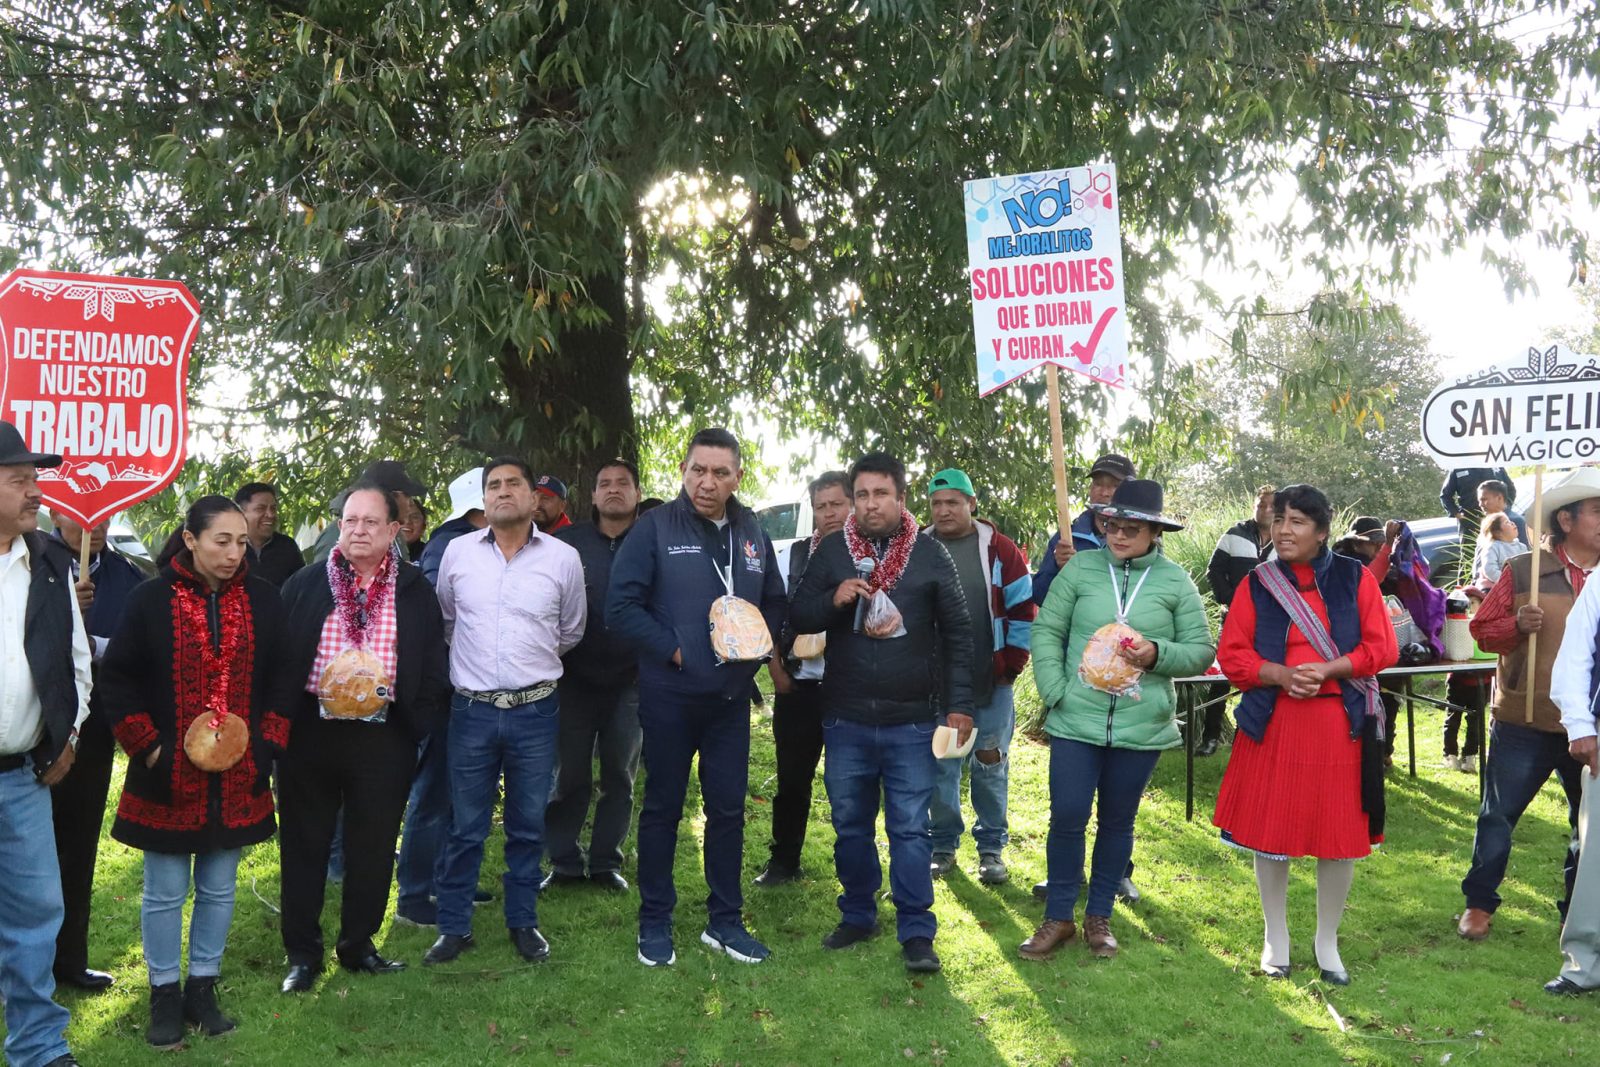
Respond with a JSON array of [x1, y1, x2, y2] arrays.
[[533, 475, 572, 534]]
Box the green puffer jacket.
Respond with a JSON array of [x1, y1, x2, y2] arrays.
[[1032, 546, 1215, 750]]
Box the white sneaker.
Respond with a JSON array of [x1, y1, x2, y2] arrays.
[[1441, 755, 1462, 771], [1458, 755, 1478, 774]]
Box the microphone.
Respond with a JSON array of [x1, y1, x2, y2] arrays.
[[852, 557, 877, 634]]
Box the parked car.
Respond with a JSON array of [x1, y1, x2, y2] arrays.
[[754, 491, 812, 584]]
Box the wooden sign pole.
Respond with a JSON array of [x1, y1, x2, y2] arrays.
[[1523, 464, 1545, 725], [1045, 365, 1072, 536], [78, 537, 91, 581]]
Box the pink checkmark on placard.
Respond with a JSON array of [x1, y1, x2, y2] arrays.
[[1070, 307, 1118, 366]]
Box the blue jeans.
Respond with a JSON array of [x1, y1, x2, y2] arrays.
[[927, 685, 1015, 855], [1044, 738, 1160, 920], [396, 729, 450, 911], [824, 718, 939, 942], [636, 692, 750, 932], [1462, 718, 1584, 914], [436, 693, 560, 935], [0, 766, 71, 1067], [142, 849, 242, 986]]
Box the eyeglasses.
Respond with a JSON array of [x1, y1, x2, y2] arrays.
[[1102, 520, 1150, 538]]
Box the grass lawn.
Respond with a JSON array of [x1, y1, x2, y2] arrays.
[[47, 683, 1600, 1066]]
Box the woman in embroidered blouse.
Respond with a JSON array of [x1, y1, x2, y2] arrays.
[[1211, 484, 1398, 986], [102, 496, 294, 1048]]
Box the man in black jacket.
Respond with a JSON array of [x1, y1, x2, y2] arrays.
[[1197, 484, 1276, 755], [543, 460, 644, 892], [277, 482, 451, 993], [755, 469, 852, 887], [1441, 466, 1515, 534], [607, 428, 786, 968], [46, 510, 150, 993], [235, 482, 305, 587], [789, 452, 974, 974], [0, 421, 91, 1067]]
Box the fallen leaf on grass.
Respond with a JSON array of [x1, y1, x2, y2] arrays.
[[1147, 1040, 1162, 1050], [488, 1021, 499, 1038], [1508, 998, 1525, 1010]]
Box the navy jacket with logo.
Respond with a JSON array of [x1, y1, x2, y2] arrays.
[[606, 490, 786, 700]]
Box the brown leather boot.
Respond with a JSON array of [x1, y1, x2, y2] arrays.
[[1084, 914, 1118, 958], [1018, 919, 1076, 960], [1457, 907, 1492, 941]]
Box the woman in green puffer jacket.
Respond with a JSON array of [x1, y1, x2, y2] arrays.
[[1019, 479, 1214, 964]]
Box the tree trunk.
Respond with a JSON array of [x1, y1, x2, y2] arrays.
[[487, 269, 638, 521]]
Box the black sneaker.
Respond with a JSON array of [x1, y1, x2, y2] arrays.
[[901, 937, 941, 973], [821, 922, 879, 950], [754, 862, 800, 888]]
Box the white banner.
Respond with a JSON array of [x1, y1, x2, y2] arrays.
[[1420, 344, 1600, 467], [964, 164, 1129, 396]]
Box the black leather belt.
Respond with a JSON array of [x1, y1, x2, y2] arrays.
[[0, 752, 28, 773]]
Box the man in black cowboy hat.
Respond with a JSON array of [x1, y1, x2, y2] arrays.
[[0, 419, 93, 1067]]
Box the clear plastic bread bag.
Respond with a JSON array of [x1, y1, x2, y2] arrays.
[[1077, 621, 1144, 699], [863, 589, 906, 638]]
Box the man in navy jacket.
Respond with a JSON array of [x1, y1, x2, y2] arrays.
[[607, 428, 785, 968]]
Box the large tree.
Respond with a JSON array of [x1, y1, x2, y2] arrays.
[[1, 2, 1594, 529]]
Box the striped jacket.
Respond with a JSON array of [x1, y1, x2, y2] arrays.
[[924, 518, 1036, 684], [1206, 517, 1272, 611]]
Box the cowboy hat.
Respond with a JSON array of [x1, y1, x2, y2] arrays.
[[1335, 516, 1386, 550], [1540, 467, 1600, 526], [1088, 479, 1184, 531]]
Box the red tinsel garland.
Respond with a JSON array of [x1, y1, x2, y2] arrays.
[[326, 545, 395, 649], [842, 506, 919, 591]]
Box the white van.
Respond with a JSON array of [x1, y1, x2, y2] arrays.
[[754, 491, 813, 589]]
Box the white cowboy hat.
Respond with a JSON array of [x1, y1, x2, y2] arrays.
[[1539, 467, 1600, 526], [445, 467, 486, 521]]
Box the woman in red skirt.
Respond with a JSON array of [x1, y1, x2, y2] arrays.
[[1213, 484, 1398, 985]]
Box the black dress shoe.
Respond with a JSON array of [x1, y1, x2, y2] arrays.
[[423, 933, 475, 965], [754, 863, 799, 888], [509, 927, 550, 962], [538, 870, 585, 892], [590, 870, 629, 892], [1544, 976, 1590, 996], [40, 1056, 81, 1067], [1319, 968, 1350, 986], [280, 964, 320, 993], [340, 952, 407, 975], [1260, 964, 1291, 980], [1196, 738, 1220, 757], [56, 968, 115, 992]]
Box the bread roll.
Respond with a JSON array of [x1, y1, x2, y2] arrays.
[[791, 632, 826, 660], [1078, 621, 1145, 695], [184, 711, 249, 772], [318, 648, 394, 719], [709, 595, 773, 663]]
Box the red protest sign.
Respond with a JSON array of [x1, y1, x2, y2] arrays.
[[0, 269, 198, 530]]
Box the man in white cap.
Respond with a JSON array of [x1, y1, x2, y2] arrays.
[[1458, 467, 1600, 945], [419, 467, 488, 586], [396, 465, 488, 926]]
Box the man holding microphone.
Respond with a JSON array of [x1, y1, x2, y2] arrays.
[[789, 452, 974, 973]]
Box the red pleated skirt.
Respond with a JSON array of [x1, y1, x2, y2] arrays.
[[1212, 694, 1372, 860]]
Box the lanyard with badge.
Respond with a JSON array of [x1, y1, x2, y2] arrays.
[[1078, 559, 1150, 699], [707, 522, 773, 664]]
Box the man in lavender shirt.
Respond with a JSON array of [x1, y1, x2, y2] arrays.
[[423, 457, 586, 967]]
